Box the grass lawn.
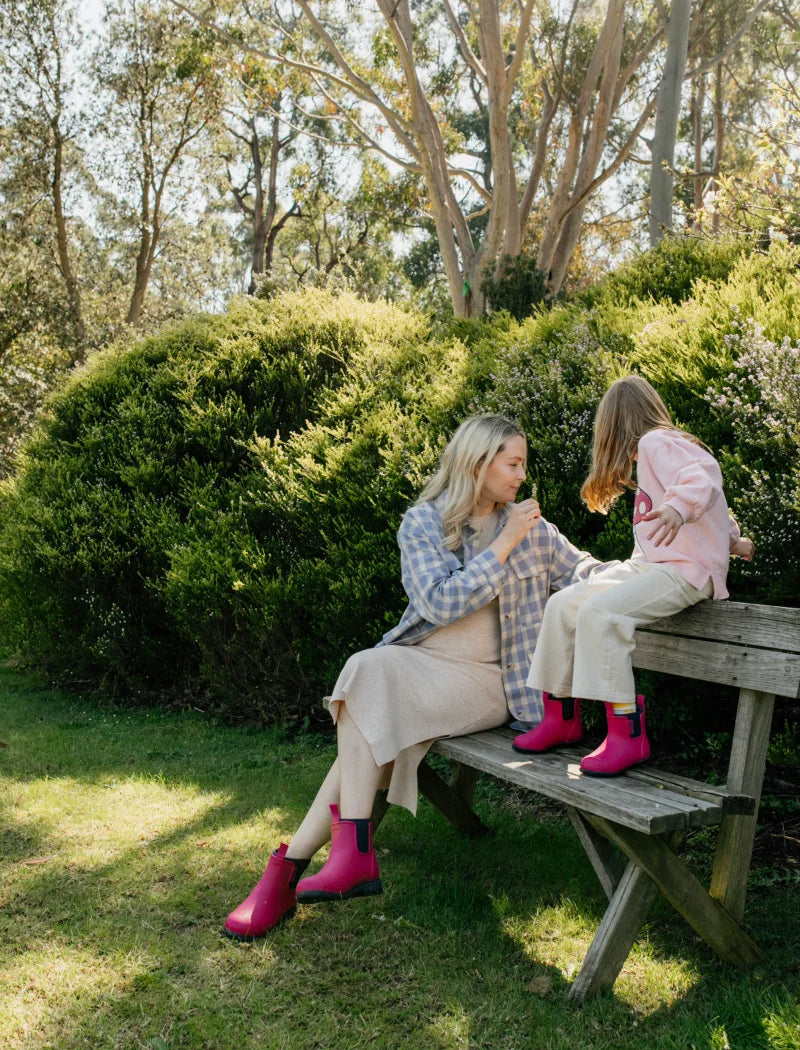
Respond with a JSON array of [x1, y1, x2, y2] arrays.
[[1, 666, 799, 1050]]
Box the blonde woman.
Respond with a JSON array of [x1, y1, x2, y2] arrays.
[[225, 414, 603, 939], [519, 375, 754, 775]]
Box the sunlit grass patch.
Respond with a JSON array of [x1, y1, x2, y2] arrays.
[[2, 667, 800, 1050]]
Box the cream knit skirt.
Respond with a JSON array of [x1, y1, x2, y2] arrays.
[[325, 600, 508, 815]]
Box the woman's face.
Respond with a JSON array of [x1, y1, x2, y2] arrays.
[[477, 434, 527, 512]]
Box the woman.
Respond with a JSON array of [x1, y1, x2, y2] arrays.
[[224, 414, 603, 939]]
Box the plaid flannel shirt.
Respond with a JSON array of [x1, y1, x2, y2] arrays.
[[378, 494, 605, 723]]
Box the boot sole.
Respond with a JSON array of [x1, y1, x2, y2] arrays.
[[296, 879, 383, 904], [512, 736, 583, 754], [580, 758, 649, 778], [222, 906, 297, 941]]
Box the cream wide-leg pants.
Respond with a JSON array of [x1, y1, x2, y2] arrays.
[[526, 560, 713, 705]]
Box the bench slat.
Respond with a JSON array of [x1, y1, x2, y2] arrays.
[[631, 632, 800, 697], [432, 731, 723, 835], [641, 601, 800, 654], [472, 730, 733, 820]]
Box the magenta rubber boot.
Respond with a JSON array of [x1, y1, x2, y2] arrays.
[[296, 804, 382, 903], [512, 693, 583, 753], [580, 694, 650, 777], [223, 843, 300, 940]]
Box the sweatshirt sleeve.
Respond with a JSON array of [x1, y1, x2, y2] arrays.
[[646, 433, 723, 524], [728, 514, 742, 550]]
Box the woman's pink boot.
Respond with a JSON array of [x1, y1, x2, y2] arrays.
[[223, 843, 304, 940], [296, 804, 382, 903], [580, 695, 650, 776], [512, 694, 583, 753]]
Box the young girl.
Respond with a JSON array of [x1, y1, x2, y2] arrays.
[[515, 374, 754, 776]]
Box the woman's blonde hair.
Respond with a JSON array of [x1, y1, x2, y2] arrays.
[[417, 414, 525, 550], [581, 374, 698, 513]]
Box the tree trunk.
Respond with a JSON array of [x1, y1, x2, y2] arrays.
[[711, 53, 724, 234], [52, 128, 86, 354], [250, 117, 267, 291], [378, 0, 479, 316], [692, 72, 705, 227], [126, 178, 160, 327], [649, 0, 692, 244], [537, 0, 626, 296]]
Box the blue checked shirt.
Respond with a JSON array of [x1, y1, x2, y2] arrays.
[[377, 493, 606, 723]]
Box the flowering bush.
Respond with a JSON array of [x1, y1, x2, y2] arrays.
[[706, 320, 800, 600]]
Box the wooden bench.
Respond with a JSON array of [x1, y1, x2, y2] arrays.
[[413, 600, 800, 1001]]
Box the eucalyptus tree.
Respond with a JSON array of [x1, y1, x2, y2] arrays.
[[0, 0, 87, 351], [648, 0, 773, 243], [214, 47, 305, 292], [92, 0, 226, 326], [175, 0, 673, 309]]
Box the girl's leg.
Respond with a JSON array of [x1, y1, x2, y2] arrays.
[[527, 565, 629, 696], [572, 563, 709, 704]]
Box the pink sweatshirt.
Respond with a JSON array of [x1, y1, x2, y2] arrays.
[[631, 428, 740, 599]]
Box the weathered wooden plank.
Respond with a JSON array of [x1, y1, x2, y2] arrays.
[[632, 631, 800, 698], [432, 733, 722, 834], [588, 816, 763, 966], [417, 760, 490, 838], [453, 730, 726, 822], [710, 689, 776, 921], [452, 728, 753, 814], [617, 763, 754, 815], [569, 860, 659, 1002], [566, 806, 625, 900], [642, 601, 800, 653]]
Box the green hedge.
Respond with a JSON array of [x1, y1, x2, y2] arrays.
[[0, 241, 798, 728]]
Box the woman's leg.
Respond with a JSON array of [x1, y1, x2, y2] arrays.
[[224, 711, 387, 936], [286, 706, 387, 857], [285, 757, 341, 859]]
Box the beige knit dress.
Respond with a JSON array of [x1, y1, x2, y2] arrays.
[[325, 514, 509, 814]]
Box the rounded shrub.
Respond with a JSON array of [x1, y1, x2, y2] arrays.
[[2, 241, 799, 735], [0, 290, 449, 721]]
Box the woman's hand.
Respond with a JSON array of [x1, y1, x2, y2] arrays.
[[490, 498, 541, 562], [731, 536, 755, 561], [642, 504, 683, 546]]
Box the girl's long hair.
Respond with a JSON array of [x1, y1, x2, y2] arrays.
[[581, 374, 699, 513], [417, 414, 525, 550]]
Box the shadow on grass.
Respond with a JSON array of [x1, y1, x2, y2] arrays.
[[2, 670, 800, 1050]]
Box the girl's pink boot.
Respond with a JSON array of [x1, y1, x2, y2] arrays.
[[296, 804, 382, 903], [580, 695, 650, 776], [223, 843, 303, 940], [512, 694, 583, 753]]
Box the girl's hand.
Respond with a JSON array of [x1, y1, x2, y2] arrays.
[[642, 504, 683, 546], [731, 536, 755, 561]]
